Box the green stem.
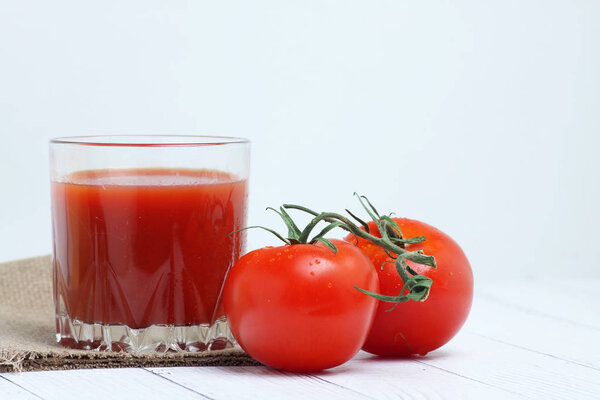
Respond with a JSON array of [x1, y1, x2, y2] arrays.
[[284, 207, 407, 257], [283, 204, 436, 303], [237, 196, 437, 304]]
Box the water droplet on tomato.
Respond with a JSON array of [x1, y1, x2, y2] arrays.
[[327, 282, 332, 288], [315, 259, 321, 265], [310, 271, 315, 276]]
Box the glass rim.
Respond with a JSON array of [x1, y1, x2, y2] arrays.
[[50, 135, 250, 147]]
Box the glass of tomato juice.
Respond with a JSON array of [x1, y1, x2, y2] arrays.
[[49, 135, 249, 353]]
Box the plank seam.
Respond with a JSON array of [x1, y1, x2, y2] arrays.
[[468, 332, 600, 372], [142, 368, 214, 399], [311, 375, 377, 399], [0, 375, 46, 400], [415, 360, 530, 399], [476, 292, 600, 332]]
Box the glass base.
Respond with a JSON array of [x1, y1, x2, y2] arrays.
[[56, 312, 236, 353]]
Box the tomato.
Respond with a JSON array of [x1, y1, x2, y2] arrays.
[[223, 239, 379, 372], [345, 218, 473, 357]]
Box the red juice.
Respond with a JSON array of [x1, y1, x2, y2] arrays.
[[51, 168, 247, 329]]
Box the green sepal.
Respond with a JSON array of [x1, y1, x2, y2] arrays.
[[266, 207, 301, 240], [278, 206, 302, 239], [355, 273, 432, 307], [380, 215, 403, 239], [358, 193, 382, 219], [230, 225, 291, 245], [282, 204, 319, 217], [298, 213, 325, 243], [383, 248, 397, 259], [402, 251, 437, 268], [314, 237, 338, 253], [346, 208, 370, 234], [391, 236, 426, 245], [311, 222, 345, 243], [354, 193, 383, 232], [354, 286, 411, 303]]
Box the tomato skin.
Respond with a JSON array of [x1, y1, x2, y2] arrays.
[[223, 239, 379, 372], [345, 218, 473, 357]]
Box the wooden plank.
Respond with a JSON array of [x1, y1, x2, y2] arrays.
[[465, 285, 600, 370], [420, 332, 600, 400], [314, 352, 523, 399], [2, 279, 598, 400], [476, 278, 600, 330], [2, 368, 205, 400], [148, 366, 369, 400], [0, 376, 42, 400], [150, 352, 518, 399]]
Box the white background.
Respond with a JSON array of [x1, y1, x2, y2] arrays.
[[0, 1, 598, 282]]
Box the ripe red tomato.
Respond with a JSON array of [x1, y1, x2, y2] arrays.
[[345, 218, 473, 357], [223, 239, 379, 372]]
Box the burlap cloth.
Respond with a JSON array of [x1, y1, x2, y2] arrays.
[[0, 255, 259, 373]]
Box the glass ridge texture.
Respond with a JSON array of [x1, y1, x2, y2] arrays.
[[49, 136, 250, 353]]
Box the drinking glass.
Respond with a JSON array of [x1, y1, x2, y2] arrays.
[[49, 135, 250, 353]]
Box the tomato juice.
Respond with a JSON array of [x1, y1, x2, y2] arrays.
[[51, 168, 247, 330]]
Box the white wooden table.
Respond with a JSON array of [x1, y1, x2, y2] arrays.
[[1, 278, 599, 399]]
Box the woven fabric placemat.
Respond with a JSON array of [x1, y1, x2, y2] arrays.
[[0, 255, 259, 373]]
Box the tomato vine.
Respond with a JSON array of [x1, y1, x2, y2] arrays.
[[234, 193, 438, 304]]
